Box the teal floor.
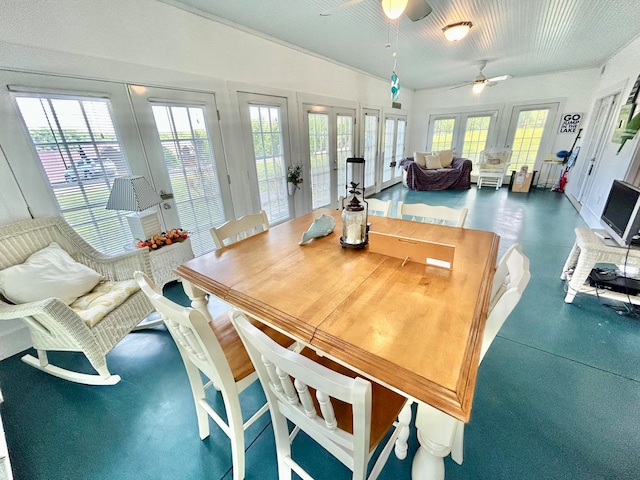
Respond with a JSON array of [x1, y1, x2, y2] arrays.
[[2, 184, 640, 479]]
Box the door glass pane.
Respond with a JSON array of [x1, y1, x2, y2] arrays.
[[249, 105, 288, 222], [383, 118, 395, 182], [363, 114, 378, 189], [151, 104, 224, 256], [336, 114, 353, 202], [309, 112, 330, 209], [384, 119, 407, 181], [462, 115, 491, 172], [431, 118, 455, 151], [15, 95, 132, 255], [511, 109, 549, 171]]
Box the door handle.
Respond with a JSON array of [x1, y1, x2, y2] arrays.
[[159, 190, 174, 201]]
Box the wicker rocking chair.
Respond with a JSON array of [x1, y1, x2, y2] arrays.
[[0, 217, 156, 385]]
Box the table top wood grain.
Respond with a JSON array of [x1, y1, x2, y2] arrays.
[[176, 208, 499, 421]]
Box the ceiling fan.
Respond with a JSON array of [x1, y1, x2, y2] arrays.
[[452, 60, 513, 93], [320, 0, 432, 22]]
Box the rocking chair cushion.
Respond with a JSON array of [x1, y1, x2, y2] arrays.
[[0, 242, 103, 305], [70, 279, 141, 328]]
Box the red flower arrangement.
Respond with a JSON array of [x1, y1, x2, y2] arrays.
[[136, 228, 189, 250]]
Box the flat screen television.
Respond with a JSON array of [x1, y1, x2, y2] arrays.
[[600, 180, 640, 247]]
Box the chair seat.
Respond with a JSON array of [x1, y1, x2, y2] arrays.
[[210, 312, 295, 383], [301, 348, 407, 450], [70, 279, 140, 327]]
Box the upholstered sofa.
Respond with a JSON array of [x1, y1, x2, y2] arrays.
[[399, 156, 472, 191]]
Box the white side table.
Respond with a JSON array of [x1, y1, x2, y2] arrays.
[[560, 228, 640, 303], [146, 238, 195, 288]]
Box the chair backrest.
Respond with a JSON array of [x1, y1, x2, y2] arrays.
[[229, 310, 373, 475], [210, 210, 269, 249], [479, 149, 512, 173], [481, 243, 531, 362], [396, 201, 468, 227], [365, 198, 392, 217], [134, 271, 235, 388]]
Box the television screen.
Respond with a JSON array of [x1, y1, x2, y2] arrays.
[[601, 180, 640, 246]]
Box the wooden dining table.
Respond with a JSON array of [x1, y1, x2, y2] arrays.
[[175, 208, 499, 478]]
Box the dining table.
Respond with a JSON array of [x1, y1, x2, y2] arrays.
[[175, 208, 499, 479]]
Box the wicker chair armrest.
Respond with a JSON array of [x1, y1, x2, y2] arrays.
[[79, 248, 152, 281]]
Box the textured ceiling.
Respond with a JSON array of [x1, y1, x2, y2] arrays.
[[161, 0, 640, 90]]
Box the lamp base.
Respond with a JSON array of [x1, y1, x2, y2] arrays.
[[340, 236, 369, 249], [126, 210, 161, 241]]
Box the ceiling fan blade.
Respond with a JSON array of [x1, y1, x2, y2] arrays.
[[450, 82, 473, 90], [487, 74, 513, 82], [319, 0, 365, 16], [405, 0, 432, 21]]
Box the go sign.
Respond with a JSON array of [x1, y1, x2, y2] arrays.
[[559, 113, 582, 133]]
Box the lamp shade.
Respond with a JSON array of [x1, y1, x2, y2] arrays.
[[443, 22, 473, 42], [106, 176, 162, 212], [381, 0, 408, 20]]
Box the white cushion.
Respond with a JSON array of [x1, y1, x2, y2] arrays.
[[413, 151, 428, 167], [424, 153, 443, 169], [0, 242, 103, 305], [438, 149, 454, 168], [70, 280, 140, 327]]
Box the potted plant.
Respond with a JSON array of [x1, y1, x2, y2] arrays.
[[287, 164, 303, 195]]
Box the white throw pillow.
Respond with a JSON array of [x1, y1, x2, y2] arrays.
[[438, 149, 454, 168], [413, 151, 428, 167], [424, 153, 443, 170], [0, 242, 103, 305]]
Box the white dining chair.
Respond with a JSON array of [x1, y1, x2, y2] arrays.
[[397, 201, 468, 227], [411, 243, 531, 478], [134, 272, 294, 480], [366, 198, 393, 217], [229, 309, 412, 480], [210, 210, 269, 249]]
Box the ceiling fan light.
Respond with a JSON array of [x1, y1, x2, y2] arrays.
[[382, 0, 409, 20], [443, 21, 473, 42], [472, 82, 485, 94]]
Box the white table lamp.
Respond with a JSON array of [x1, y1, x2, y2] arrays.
[[106, 176, 163, 240]]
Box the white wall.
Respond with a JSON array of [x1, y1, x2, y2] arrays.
[[408, 68, 600, 160], [567, 35, 640, 226]]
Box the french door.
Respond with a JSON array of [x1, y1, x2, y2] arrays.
[[427, 111, 498, 172], [303, 105, 355, 210], [128, 86, 233, 256], [505, 103, 559, 172], [381, 115, 406, 190], [238, 93, 293, 224], [361, 108, 380, 195], [574, 93, 620, 204]]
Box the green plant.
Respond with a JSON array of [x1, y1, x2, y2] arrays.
[[287, 164, 303, 185]]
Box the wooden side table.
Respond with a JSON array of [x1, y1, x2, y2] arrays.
[[560, 228, 640, 303], [146, 238, 195, 288]]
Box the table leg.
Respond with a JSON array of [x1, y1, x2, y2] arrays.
[[412, 401, 460, 480], [181, 280, 211, 316], [560, 242, 580, 280]]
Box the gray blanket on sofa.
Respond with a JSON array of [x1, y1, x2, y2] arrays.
[[399, 157, 472, 191]]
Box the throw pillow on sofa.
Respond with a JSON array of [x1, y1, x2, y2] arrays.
[[438, 149, 454, 168], [413, 151, 429, 167], [424, 153, 443, 170], [0, 242, 103, 305]]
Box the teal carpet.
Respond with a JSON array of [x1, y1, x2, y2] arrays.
[[1, 185, 639, 479]]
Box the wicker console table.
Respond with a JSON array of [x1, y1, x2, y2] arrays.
[[560, 228, 640, 304]]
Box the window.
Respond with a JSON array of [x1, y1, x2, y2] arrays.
[[14, 94, 132, 255], [336, 114, 354, 200], [363, 114, 378, 189], [249, 104, 288, 222], [308, 112, 330, 210], [431, 118, 455, 151], [509, 109, 550, 171], [462, 116, 492, 169]]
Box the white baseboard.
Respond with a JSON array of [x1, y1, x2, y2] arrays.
[[0, 322, 32, 361]]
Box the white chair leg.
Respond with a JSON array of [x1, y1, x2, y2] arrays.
[[220, 390, 246, 480], [394, 402, 413, 460]]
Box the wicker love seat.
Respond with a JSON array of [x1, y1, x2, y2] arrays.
[[0, 217, 155, 385]]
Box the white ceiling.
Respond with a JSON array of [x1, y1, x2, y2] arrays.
[[162, 0, 640, 91]]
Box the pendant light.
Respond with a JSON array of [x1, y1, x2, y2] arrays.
[[382, 0, 409, 20]]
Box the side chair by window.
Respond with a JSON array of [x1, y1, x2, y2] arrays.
[[134, 272, 294, 480], [230, 309, 413, 480], [0, 216, 155, 385], [397, 201, 468, 227], [411, 243, 531, 478], [476, 149, 512, 190], [210, 210, 269, 249]]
